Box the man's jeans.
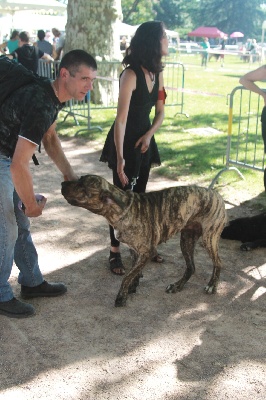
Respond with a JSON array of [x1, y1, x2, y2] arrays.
[[0, 152, 43, 301]]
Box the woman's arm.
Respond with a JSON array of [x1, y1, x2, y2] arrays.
[[135, 71, 165, 152], [41, 53, 54, 62], [0, 41, 7, 54], [239, 65, 266, 105]]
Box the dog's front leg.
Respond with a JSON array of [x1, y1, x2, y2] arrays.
[[115, 254, 148, 307]]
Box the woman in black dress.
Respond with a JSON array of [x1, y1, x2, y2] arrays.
[[100, 21, 168, 274]]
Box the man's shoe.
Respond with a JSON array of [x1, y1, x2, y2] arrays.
[[0, 297, 35, 318], [21, 280, 67, 299]]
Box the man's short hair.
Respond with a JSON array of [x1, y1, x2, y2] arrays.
[[19, 31, 30, 43], [37, 30, 45, 41], [59, 49, 97, 75]]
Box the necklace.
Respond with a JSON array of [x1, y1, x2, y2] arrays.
[[52, 81, 60, 101], [149, 71, 155, 87]]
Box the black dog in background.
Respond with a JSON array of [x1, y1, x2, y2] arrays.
[[221, 212, 266, 250]]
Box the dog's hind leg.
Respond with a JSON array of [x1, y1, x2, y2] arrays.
[[115, 254, 149, 307], [202, 234, 222, 294], [166, 225, 202, 293]]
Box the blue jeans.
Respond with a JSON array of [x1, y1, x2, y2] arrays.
[[0, 152, 43, 302]]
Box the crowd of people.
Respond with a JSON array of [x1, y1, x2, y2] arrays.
[[0, 28, 65, 72]]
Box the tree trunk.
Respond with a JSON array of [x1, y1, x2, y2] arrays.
[[65, 0, 123, 105], [65, 0, 122, 59]]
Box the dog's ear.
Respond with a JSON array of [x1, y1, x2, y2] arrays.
[[100, 190, 126, 209]]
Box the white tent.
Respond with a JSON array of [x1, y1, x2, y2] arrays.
[[117, 22, 179, 43], [0, 0, 66, 15], [0, 0, 66, 40]]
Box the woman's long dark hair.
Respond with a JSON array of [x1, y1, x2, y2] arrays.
[[122, 21, 165, 74]]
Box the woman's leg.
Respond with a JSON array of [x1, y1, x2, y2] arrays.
[[108, 169, 126, 275]]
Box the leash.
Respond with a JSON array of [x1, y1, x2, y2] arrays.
[[130, 145, 143, 191]]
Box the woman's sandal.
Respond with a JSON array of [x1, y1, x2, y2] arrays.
[[109, 252, 125, 275], [151, 253, 164, 263]]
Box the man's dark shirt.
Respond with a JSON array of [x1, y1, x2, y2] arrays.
[[12, 44, 44, 73], [0, 81, 63, 157]]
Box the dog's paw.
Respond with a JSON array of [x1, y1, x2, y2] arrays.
[[115, 295, 127, 307], [240, 243, 252, 251], [166, 281, 184, 293], [128, 286, 137, 294], [204, 284, 217, 294]]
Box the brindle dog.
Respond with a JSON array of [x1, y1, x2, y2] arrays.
[[61, 175, 227, 307]]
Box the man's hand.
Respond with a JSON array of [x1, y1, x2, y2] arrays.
[[24, 196, 47, 217]]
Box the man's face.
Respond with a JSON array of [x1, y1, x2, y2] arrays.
[[62, 65, 97, 101]]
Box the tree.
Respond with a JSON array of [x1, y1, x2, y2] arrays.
[[65, 0, 122, 60], [122, 0, 156, 25], [188, 0, 264, 39], [65, 0, 123, 104], [153, 0, 185, 30]]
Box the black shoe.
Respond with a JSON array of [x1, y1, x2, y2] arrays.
[[21, 280, 67, 299], [0, 297, 35, 318]]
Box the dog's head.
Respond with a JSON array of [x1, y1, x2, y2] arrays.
[[61, 175, 131, 222]]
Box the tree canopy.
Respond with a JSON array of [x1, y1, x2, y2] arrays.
[[122, 0, 266, 39]]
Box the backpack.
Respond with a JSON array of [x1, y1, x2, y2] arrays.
[[0, 55, 49, 107], [0, 56, 50, 164]]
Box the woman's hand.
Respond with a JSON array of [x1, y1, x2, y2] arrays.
[[135, 135, 151, 153], [117, 159, 129, 187]]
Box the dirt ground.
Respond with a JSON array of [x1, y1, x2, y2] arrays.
[[1, 136, 266, 400]]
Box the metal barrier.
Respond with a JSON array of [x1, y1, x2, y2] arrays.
[[38, 59, 187, 132], [209, 86, 265, 188], [163, 62, 188, 117], [38, 59, 59, 80], [93, 61, 187, 117]]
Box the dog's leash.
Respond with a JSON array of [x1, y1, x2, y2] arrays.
[[130, 145, 143, 191]]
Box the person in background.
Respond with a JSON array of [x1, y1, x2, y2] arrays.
[[219, 34, 226, 67], [100, 21, 168, 275], [250, 39, 258, 63], [0, 50, 97, 318], [52, 28, 65, 61], [120, 36, 128, 51], [0, 30, 19, 54], [239, 66, 266, 190], [35, 29, 53, 56], [200, 37, 210, 67], [9, 31, 53, 73]]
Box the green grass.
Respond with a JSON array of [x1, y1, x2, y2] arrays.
[[56, 54, 266, 196]]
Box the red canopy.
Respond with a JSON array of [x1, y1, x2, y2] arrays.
[[188, 26, 226, 38]]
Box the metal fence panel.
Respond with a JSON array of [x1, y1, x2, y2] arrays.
[[38, 59, 187, 131], [209, 86, 265, 188]]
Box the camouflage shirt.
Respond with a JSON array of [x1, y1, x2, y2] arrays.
[[0, 80, 63, 158]]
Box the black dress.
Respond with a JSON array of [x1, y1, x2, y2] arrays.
[[100, 65, 161, 172]]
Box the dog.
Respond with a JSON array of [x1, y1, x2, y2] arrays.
[[221, 212, 266, 251], [61, 175, 227, 307]]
